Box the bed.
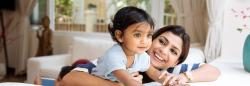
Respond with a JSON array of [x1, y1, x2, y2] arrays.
[[191, 56, 250, 86]]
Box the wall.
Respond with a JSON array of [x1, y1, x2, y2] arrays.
[[221, 0, 250, 58], [29, 31, 112, 57]]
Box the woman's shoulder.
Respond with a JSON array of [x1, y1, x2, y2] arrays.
[[167, 63, 204, 74]]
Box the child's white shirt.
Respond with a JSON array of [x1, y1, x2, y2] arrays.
[[91, 44, 150, 81]]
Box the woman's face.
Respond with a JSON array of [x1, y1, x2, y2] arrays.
[[148, 32, 183, 69]]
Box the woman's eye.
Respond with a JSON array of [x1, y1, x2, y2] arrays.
[[159, 39, 166, 45], [134, 33, 141, 38], [170, 49, 178, 55]]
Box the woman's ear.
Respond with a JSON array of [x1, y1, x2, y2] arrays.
[[175, 60, 179, 66], [115, 30, 123, 42], [172, 60, 179, 67]]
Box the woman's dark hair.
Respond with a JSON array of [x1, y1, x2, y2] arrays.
[[152, 25, 190, 65], [108, 6, 154, 43]]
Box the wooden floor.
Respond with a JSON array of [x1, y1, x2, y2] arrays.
[[0, 69, 26, 83]]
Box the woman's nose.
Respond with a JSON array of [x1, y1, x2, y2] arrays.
[[160, 46, 169, 56]]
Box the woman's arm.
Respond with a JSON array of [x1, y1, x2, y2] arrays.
[[189, 64, 220, 82], [168, 63, 221, 84], [61, 71, 121, 86]]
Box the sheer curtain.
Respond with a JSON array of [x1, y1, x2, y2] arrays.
[[204, 0, 226, 62], [1, 0, 36, 74], [170, 0, 207, 45], [151, 0, 164, 29]]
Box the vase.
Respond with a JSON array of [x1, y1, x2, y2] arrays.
[[243, 34, 250, 73]]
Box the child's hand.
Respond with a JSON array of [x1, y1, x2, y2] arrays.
[[131, 72, 143, 83], [158, 70, 174, 85], [159, 71, 190, 86], [170, 73, 189, 85]]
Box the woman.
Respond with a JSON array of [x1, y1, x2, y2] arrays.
[[59, 25, 220, 86]]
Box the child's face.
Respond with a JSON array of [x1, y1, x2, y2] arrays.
[[117, 22, 153, 56]]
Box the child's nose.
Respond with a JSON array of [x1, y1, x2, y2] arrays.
[[140, 36, 149, 44]]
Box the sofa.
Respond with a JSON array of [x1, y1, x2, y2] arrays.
[[26, 32, 205, 84]]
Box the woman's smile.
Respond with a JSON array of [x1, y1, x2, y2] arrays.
[[150, 51, 167, 64]]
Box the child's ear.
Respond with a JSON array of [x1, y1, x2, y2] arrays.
[[115, 30, 123, 42]]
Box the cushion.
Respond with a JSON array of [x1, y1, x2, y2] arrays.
[[71, 37, 115, 63], [183, 47, 205, 64], [72, 59, 91, 67], [40, 65, 62, 79]]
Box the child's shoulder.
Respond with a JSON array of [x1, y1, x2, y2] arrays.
[[139, 52, 150, 57], [103, 44, 125, 57], [136, 52, 150, 61], [106, 44, 123, 54]]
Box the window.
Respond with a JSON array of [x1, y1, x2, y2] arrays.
[[30, 0, 47, 25], [55, 0, 151, 32], [163, 0, 176, 26], [31, 0, 172, 32]]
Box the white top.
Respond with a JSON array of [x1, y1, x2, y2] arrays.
[[91, 44, 150, 81]]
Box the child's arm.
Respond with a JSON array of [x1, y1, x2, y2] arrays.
[[113, 69, 143, 86], [146, 65, 170, 85]]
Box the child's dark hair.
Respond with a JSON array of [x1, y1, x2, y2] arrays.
[[108, 6, 155, 43]]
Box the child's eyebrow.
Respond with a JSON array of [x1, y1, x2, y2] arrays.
[[133, 30, 143, 32]]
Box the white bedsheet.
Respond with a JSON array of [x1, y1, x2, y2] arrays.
[[191, 56, 250, 86], [144, 56, 250, 86]]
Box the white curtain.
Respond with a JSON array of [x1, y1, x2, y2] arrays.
[[1, 0, 36, 74], [170, 0, 207, 45], [204, 0, 226, 62], [151, 0, 164, 29]]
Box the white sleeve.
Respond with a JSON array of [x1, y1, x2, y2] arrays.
[[137, 52, 151, 72], [104, 53, 126, 75]]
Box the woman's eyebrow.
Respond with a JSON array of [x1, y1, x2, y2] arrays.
[[159, 36, 168, 42], [159, 36, 181, 53]]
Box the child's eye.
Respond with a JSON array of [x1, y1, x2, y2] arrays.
[[147, 33, 153, 38], [134, 33, 141, 38]]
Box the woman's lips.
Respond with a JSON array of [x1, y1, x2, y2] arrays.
[[155, 53, 163, 61], [151, 52, 166, 63]]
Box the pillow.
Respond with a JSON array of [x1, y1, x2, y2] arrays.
[[71, 37, 115, 63], [183, 48, 205, 64], [72, 59, 91, 67]]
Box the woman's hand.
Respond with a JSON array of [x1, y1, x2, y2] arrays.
[[131, 72, 143, 83]]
